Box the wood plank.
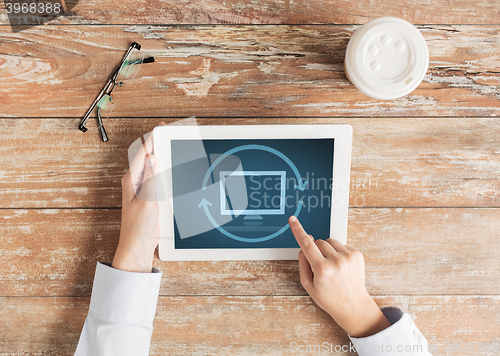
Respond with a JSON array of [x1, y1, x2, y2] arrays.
[[0, 209, 119, 296], [1, 0, 499, 26], [1, 295, 499, 355], [0, 25, 498, 118], [152, 296, 500, 356], [410, 296, 500, 355], [1, 208, 499, 297], [1, 118, 499, 209]]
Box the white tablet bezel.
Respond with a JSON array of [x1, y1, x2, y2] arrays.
[[154, 124, 352, 261]]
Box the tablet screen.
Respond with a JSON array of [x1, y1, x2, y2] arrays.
[[171, 138, 334, 249]]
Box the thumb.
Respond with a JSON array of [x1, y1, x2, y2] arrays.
[[144, 154, 157, 181], [137, 154, 159, 202]]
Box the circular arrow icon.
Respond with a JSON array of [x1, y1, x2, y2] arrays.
[[199, 144, 307, 243]]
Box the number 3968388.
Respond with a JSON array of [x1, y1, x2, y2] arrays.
[[5, 1, 61, 15]]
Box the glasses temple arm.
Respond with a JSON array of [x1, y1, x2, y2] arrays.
[[96, 106, 109, 142], [78, 67, 121, 132], [78, 42, 143, 134]]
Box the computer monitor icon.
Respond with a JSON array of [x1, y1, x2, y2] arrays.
[[220, 171, 286, 216]]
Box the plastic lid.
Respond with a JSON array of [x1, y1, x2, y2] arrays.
[[345, 17, 429, 100]]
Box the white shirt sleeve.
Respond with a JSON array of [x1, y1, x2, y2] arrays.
[[349, 306, 432, 356], [74, 262, 162, 356]]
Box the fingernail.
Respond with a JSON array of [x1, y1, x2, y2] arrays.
[[146, 155, 155, 167], [289, 215, 297, 223]]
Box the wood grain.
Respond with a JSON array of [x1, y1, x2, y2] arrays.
[[410, 296, 500, 355], [0, 25, 499, 118], [1, 118, 498, 209], [1, 2, 499, 355], [1, 208, 499, 297], [1, 0, 499, 25], [1, 295, 498, 355]]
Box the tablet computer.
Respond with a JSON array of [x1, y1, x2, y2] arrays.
[[153, 124, 352, 261]]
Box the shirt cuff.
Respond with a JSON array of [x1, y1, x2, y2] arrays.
[[349, 307, 430, 355], [88, 262, 162, 326]]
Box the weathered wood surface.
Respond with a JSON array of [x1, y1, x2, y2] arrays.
[[1, 295, 499, 355], [0, 25, 499, 118], [1, 4, 499, 355], [1, 118, 498, 209], [1, 0, 499, 25], [1, 208, 499, 297]]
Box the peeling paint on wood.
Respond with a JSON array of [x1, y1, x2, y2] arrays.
[[0, 25, 498, 118], [169, 58, 244, 96], [1, 208, 499, 297], [1, 0, 498, 25], [0, 296, 498, 355], [0, 7, 499, 355], [0, 118, 498, 208]]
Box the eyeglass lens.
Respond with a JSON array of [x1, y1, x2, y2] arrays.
[[93, 49, 145, 130], [96, 94, 114, 129], [116, 49, 145, 86]]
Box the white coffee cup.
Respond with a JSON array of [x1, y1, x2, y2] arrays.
[[344, 17, 429, 100]]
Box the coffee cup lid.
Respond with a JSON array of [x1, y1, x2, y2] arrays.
[[345, 17, 429, 100]]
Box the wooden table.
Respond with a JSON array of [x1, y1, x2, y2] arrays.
[[1, 1, 499, 355]]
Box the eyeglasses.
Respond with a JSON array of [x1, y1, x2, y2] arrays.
[[78, 42, 155, 142]]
